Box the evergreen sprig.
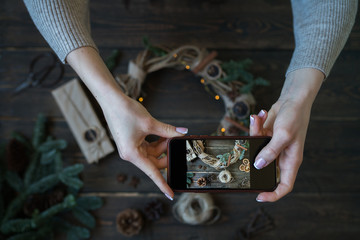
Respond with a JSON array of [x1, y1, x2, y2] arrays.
[[219, 59, 270, 93], [0, 114, 103, 240], [143, 37, 168, 57]]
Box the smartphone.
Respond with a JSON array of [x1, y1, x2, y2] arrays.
[[167, 136, 277, 192]]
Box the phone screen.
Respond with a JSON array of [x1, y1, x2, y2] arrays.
[[168, 136, 277, 192]]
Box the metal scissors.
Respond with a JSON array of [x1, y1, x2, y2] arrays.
[[12, 52, 64, 96]]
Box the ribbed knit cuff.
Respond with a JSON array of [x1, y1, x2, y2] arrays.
[[23, 0, 98, 63], [286, 0, 358, 78]]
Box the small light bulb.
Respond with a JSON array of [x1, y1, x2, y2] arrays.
[[185, 65, 190, 70], [200, 78, 205, 84], [173, 53, 178, 58], [138, 97, 144, 102], [221, 127, 226, 133], [215, 95, 220, 100]]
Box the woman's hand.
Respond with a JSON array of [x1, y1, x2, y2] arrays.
[[66, 47, 187, 200], [101, 92, 187, 200], [250, 68, 324, 202]]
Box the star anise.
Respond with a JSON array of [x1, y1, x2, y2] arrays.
[[129, 176, 140, 188], [117, 173, 128, 183]]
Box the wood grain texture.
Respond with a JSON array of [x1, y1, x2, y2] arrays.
[[84, 193, 360, 240]]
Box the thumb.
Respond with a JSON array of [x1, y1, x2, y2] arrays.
[[151, 119, 188, 138], [254, 130, 291, 169]]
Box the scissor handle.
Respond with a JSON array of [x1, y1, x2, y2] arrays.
[[30, 52, 64, 87]]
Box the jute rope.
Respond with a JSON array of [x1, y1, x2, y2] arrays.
[[172, 193, 221, 225], [191, 140, 244, 170], [114, 45, 235, 100]]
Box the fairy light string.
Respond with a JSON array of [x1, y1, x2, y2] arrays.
[[112, 39, 269, 136]]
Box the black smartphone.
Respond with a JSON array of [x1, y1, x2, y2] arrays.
[[167, 136, 278, 192]]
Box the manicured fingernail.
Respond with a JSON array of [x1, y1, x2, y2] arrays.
[[256, 197, 264, 202], [258, 110, 266, 118], [165, 193, 173, 201], [176, 127, 188, 134], [250, 115, 255, 126], [254, 158, 267, 169]]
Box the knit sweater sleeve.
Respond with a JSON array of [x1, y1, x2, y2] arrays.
[[287, 0, 358, 78], [23, 0, 98, 63]]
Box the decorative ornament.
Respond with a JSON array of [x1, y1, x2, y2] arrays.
[[116, 209, 144, 237], [239, 158, 250, 173], [111, 38, 269, 136], [197, 177, 207, 187], [190, 139, 247, 170], [218, 169, 233, 183], [172, 193, 221, 225], [186, 140, 197, 161], [237, 207, 275, 239]]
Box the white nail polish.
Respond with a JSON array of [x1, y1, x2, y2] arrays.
[[258, 110, 266, 117], [165, 193, 173, 201], [250, 115, 255, 126], [176, 127, 188, 134]]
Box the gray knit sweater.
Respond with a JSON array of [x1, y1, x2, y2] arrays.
[[23, 0, 358, 77]]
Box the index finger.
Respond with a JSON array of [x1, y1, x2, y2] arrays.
[[131, 153, 174, 200]]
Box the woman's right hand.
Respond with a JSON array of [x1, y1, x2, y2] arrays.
[[101, 90, 187, 200], [66, 47, 187, 200]]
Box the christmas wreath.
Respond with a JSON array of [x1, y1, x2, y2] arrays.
[[106, 38, 269, 136]]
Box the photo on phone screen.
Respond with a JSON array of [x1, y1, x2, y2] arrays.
[[168, 136, 277, 192], [186, 139, 251, 189]]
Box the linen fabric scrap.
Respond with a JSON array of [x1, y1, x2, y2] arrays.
[[52, 78, 114, 163]]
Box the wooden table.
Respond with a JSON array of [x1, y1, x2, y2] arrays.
[[1, 0, 359, 239]]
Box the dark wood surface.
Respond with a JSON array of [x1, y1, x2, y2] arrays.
[[1, 0, 359, 239]]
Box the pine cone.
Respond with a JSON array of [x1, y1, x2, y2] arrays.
[[6, 139, 29, 174], [197, 177, 207, 187], [23, 187, 66, 216], [144, 199, 164, 221], [116, 209, 144, 237]]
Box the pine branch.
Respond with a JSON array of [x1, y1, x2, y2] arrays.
[[105, 49, 121, 73], [4, 171, 23, 193], [143, 37, 168, 56], [32, 114, 46, 149], [1, 195, 76, 235], [72, 206, 96, 228], [76, 196, 103, 211]]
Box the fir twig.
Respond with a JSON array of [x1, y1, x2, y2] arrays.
[[1, 114, 104, 238], [143, 37, 168, 56], [105, 49, 121, 73]]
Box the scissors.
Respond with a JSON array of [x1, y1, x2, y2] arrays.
[[12, 52, 64, 96]]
